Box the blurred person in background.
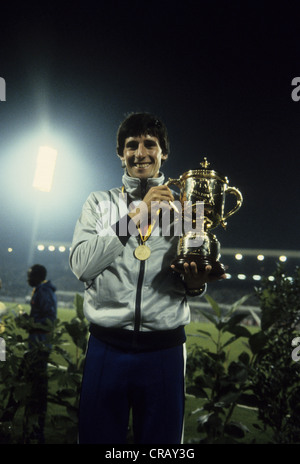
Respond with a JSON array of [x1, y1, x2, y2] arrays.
[[1, 264, 57, 443]]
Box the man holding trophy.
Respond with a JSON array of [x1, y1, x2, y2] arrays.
[[70, 112, 241, 444]]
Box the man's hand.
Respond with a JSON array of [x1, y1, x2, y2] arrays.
[[129, 185, 175, 227], [142, 185, 175, 214], [171, 261, 226, 290]]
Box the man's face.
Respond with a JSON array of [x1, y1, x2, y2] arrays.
[[27, 269, 40, 287], [120, 134, 168, 179]]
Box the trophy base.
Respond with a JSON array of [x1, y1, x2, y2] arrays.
[[172, 256, 226, 278]]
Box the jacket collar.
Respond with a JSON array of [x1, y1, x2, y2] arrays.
[[122, 171, 165, 201]]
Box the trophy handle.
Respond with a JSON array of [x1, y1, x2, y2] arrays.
[[221, 186, 243, 228], [165, 178, 182, 189]]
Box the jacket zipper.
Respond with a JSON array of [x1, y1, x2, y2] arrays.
[[134, 179, 148, 332], [134, 253, 145, 332]]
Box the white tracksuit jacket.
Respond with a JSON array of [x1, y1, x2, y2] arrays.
[[70, 171, 204, 345]]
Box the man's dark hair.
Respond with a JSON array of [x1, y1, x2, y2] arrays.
[[30, 264, 47, 281], [117, 113, 170, 160]]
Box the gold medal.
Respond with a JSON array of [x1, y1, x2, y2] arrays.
[[134, 244, 151, 261], [121, 186, 155, 261]]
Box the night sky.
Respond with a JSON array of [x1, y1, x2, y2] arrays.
[[1, 2, 300, 257]]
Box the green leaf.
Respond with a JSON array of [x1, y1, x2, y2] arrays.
[[74, 293, 84, 321], [64, 318, 88, 351], [205, 294, 221, 318], [206, 350, 226, 362], [228, 361, 249, 383], [187, 385, 209, 398], [224, 421, 249, 438], [218, 390, 241, 405], [238, 393, 260, 408], [222, 335, 239, 349], [227, 312, 249, 328], [238, 352, 250, 365], [260, 306, 279, 331], [226, 325, 252, 339], [195, 374, 215, 390], [248, 308, 261, 327], [228, 294, 250, 316], [199, 309, 218, 325], [197, 329, 214, 338], [197, 412, 213, 426], [249, 331, 268, 354]]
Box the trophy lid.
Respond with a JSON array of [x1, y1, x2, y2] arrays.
[[183, 157, 229, 183], [200, 157, 211, 169]]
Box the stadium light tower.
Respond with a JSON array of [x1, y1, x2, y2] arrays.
[[28, 146, 58, 265]]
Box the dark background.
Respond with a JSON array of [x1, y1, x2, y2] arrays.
[[1, 1, 300, 258]]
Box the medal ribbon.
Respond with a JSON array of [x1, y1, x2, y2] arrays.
[[121, 186, 159, 246]]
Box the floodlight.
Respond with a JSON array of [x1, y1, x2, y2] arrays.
[[32, 146, 57, 192]]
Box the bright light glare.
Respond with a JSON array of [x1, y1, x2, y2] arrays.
[[235, 253, 243, 260], [48, 245, 55, 251], [237, 274, 246, 280], [257, 254, 264, 261], [279, 255, 287, 262], [32, 146, 57, 192], [37, 244, 45, 251]]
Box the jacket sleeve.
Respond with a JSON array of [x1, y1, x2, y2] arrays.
[[69, 192, 126, 282], [34, 287, 57, 325]]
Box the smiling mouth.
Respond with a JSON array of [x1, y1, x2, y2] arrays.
[[134, 162, 152, 168]]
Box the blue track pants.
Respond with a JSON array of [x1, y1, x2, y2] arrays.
[[78, 335, 185, 444]]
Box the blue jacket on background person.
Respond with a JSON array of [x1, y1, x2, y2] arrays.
[[29, 280, 57, 328]]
